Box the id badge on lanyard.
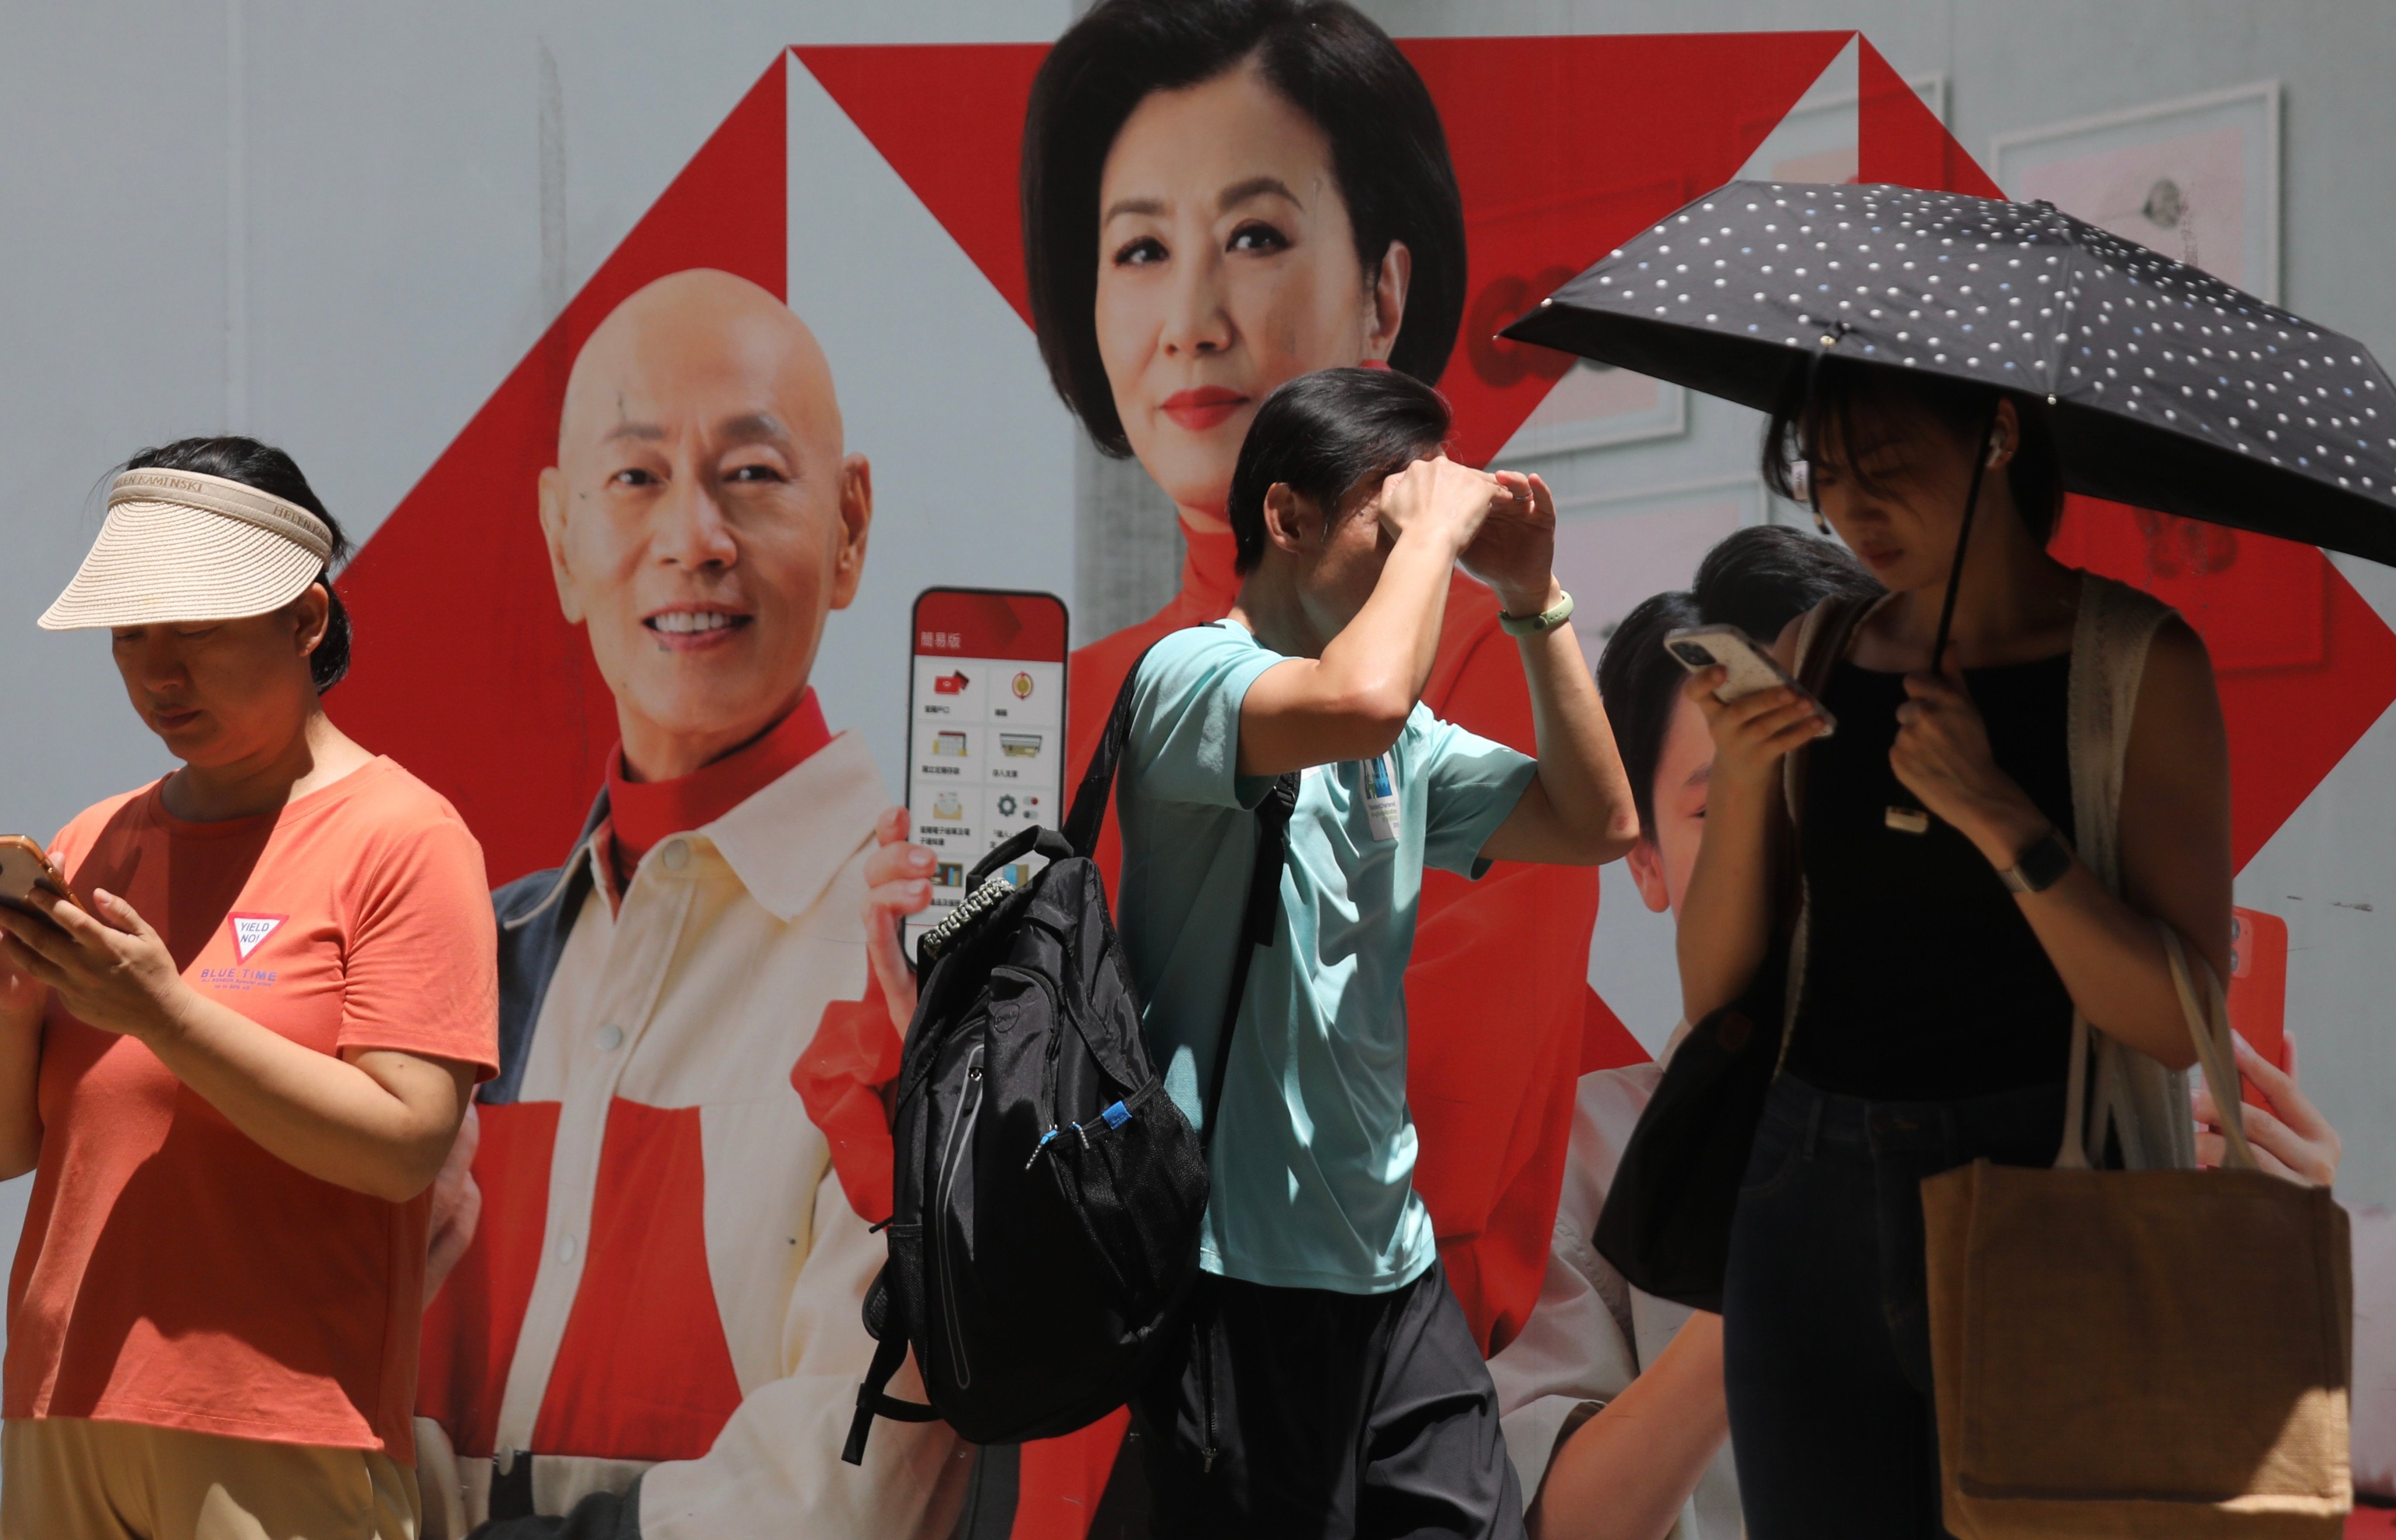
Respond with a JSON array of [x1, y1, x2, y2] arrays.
[[1362, 753, 1401, 842]]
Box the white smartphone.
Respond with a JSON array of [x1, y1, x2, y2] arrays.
[[1664, 624, 1836, 735], [906, 588, 1070, 954]]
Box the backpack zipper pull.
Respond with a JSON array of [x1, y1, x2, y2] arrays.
[[1021, 1127, 1060, 1171]]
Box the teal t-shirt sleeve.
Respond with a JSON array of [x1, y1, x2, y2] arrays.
[[1127, 624, 1285, 810], [1415, 707, 1538, 878]]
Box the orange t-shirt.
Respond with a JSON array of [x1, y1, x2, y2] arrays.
[[4, 757, 500, 1458]]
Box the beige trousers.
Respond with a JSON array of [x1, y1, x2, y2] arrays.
[[1, 1419, 419, 1540]]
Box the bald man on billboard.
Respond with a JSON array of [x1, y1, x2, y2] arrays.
[[412, 269, 964, 1538]]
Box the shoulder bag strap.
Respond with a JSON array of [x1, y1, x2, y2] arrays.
[[2156, 921, 2257, 1171], [1771, 593, 1886, 1075], [2058, 573, 2188, 1170], [1774, 594, 1883, 875]]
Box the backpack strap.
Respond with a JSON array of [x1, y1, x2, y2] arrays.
[[1201, 771, 1299, 1152], [1061, 643, 1161, 857], [841, 1321, 942, 1466], [1060, 634, 1297, 1151]]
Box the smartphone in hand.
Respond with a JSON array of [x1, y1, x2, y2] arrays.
[[906, 589, 1070, 954], [0, 836, 80, 919], [1665, 624, 1837, 735]]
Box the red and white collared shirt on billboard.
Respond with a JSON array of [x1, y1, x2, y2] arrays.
[[415, 731, 966, 1538]]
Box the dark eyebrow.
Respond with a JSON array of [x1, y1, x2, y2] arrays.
[[1218, 175, 1300, 215], [1101, 195, 1165, 225]]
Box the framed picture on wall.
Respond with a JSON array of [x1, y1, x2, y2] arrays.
[[1990, 81, 2281, 301]]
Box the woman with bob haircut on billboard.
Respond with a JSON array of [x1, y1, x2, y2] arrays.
[[0, 438, 497, 1538], [1018, 0, 1601, 1367]]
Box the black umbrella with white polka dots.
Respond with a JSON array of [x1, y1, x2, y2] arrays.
[[1501, 180, 2396, 566]]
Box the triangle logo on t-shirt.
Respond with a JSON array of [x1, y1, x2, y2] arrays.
[[227, 913, 286, 962]]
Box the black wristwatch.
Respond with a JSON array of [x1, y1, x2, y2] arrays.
[[1997, 828, 2074, 895]]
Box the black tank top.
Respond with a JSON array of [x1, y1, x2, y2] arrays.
[[1783, 653, 2078, 1100]]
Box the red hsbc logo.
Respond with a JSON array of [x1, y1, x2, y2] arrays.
[[227, 913, 286, 962]]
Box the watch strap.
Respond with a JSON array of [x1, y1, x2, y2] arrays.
[[1499, 588, 1575, 637]]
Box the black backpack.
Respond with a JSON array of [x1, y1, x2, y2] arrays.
[[843, 645, 1295, 1462]]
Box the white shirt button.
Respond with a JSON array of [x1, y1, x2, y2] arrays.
[[556, 1233, 578, 1265], [596, 1023, 624, 1053], [660, 839, 690, 872]]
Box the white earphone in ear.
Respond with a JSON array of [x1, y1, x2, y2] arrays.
[[1986, 441, 2006, 468]]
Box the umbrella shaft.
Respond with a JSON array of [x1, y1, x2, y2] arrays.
[[1928, 405, 2004, 671], [1888, 405, 2003, 836]]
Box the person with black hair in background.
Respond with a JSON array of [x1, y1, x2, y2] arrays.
[[0, 438, 497, 1538], [1489, 526, 1876, 1540]]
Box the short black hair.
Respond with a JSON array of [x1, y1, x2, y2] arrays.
[[1761, 355, 2067, 545], [123, 436, 354, 692], [1692, 524, 1881, 647], [1597, 588, 1704, 838], [1022, 0, 1468, 456], [1599, 525, 1878, 834], [1227, 367, 1450, 574]]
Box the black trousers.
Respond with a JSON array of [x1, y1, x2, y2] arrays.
[[1132, 1260, 1525, 1540], [1722, 1073, 2067, 1540]]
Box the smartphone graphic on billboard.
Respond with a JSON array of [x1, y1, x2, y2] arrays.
[[906, 588, 1070, 954]]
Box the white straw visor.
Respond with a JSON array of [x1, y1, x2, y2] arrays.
[[39, 468, 335, 631]]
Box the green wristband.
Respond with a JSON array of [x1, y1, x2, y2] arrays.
[[1498, 589, 1575, 637]]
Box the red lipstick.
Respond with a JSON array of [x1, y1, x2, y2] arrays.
[[1161, 387, 1248, 433]]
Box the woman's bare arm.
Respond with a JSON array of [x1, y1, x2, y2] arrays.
[[0, 888, 472, 1201], [1676, 611, 1825, 1022], [1528, 1314, 1731, 1540], [1892, 619, 2228, 1070]]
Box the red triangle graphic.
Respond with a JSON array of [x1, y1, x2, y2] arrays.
[[799, 33, 1850, 468], [334, 57, 788, 885], [1855, 38, 2002, 197], [2051, 503, 2396, 869], [795, 44, 1048, 328], [1410, 32, 1851, 465]]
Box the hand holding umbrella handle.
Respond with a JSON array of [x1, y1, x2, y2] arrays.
[[1886, 406, 2004, 835]]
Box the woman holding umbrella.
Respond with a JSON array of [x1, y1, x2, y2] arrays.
[[1675, 358, 2227, 1532], [1504, 178, 2396, 1534]]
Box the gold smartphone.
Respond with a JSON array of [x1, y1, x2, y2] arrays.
[[0, 835, 80, 917]]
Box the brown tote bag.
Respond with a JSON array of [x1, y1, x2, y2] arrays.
[[1921, 924, 2353, 1537]]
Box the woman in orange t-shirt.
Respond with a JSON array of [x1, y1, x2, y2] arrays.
[[0, 438, 499, 1540]]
